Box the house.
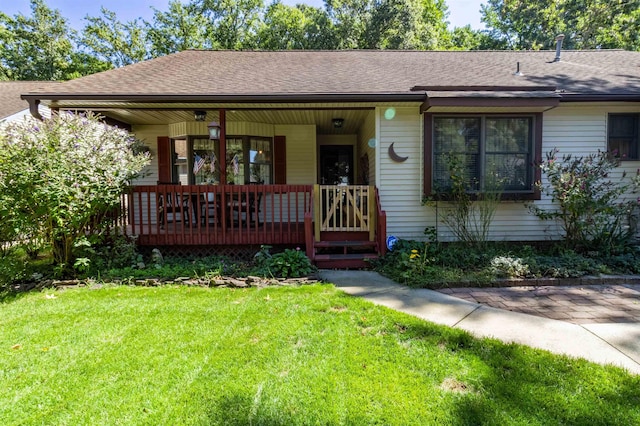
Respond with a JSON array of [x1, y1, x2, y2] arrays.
[[0, 81, 59, 123], [20, 49, 640, 267]]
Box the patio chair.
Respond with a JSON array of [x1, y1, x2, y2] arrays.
[[157, 183, 190, 228], [230, 188, 263, 226], [200, 192, 219, 225]]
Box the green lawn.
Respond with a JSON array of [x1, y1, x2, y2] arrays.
[[1, 284, 639, 425]]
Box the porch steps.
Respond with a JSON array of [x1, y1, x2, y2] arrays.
[[314, 240, 377, 249], [314, 253, 379, 269], [312, 239, 379, 269]]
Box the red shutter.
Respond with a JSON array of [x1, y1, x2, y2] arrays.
[[157, 136, 172, 184], [274, 136, 286, 184]]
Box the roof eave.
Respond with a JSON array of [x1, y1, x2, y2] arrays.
[[21, 92, 426, 105], [421, 97, 560, 113], [559, 94, 640, 102]]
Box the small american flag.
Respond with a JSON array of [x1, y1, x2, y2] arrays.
[[232, 154, 239, 176], [193, 154, 205, 174]]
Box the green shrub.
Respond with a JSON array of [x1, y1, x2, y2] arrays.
[[73, 233, 141, 275], [266, 248, 313, 278], [528, 250, 601, 278], [0, 256, 27, 291], [426, 154, 503, 247], [530, 149, 640, 254]]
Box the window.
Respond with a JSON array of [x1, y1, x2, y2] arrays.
[[608, 114, 639, 160], [226, 136, 273, 184], [427, 114, 540, 198], [170, 135, 273, 185]]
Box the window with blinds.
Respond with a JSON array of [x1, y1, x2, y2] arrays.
[[433, 115, 534, 194]]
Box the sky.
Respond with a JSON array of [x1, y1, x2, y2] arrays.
[[1, 0, 485, 31]]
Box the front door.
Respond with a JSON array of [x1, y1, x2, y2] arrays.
[[319, 145, 354, 185]]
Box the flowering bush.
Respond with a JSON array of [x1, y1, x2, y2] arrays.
[[489, 256, 530, 278], [530, 149, 640, 253], [0, 112, 150, 274]]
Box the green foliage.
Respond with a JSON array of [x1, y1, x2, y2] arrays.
[[326, 0, 451, 49], [257, 3, 337, 50], [428, 154, 503, 247], [527, 249, 603, 278], [145, 1, 209, 56], [0, 255, 29, 291], [448, 25, 505, 50], [374, 239, 640, 287], [0, 112, 150, 275], [261, 247, 314, 278], [72, 233, 141, 275], [198, 0, 265, 49], [0, 0, 76, 80], [530, 149, 640, 254], [101, 254, 241, 280], [79, 7, 149, 68], [481, 0, 640, 51]]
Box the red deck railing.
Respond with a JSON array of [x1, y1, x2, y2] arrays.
[[121, 184, 313, 246]]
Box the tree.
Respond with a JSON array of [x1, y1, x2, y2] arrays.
[[146, 1, 210, 56], [564, 0, 640, 50], [0, 0, 76, 80], [66, 52, 114, 79], [481, 0, 640, 51], [324, 0, 371, 48], [325, 0, 451, 49], [197, 0, 265, 49], [449, 25, 505, 50], [365, 0, 451, 49], [79, 7, 149, 68], [0, 112, 150, 274], [257, 2, 337, 50]]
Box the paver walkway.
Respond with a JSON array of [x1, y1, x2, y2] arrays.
[[437, 284, 640, 324]]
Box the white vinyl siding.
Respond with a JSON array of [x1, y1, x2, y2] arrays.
[[377, 106, 431, 240], [378, 103, 640, 242]]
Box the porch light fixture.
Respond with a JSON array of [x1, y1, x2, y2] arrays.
[[332, 118, 344, 128], [207, 121, 221, 140], [194, 110, 207, 121]]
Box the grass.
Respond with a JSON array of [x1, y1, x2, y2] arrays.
[[1, 284, 639, 425]]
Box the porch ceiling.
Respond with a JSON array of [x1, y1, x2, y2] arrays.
[[71, 106, 381, 135]]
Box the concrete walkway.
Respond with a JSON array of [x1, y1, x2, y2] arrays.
[[319, 270, 640, 375]]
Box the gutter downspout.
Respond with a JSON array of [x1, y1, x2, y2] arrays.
[[26, 98, 43, 120]]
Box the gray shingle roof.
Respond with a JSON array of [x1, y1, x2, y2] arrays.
[[1, 81, 61, 118], [21, 50, 640, 100]]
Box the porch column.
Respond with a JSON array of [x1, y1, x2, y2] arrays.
[[219, 108, 227, 185]]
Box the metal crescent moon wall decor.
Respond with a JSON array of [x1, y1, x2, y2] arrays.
[[388, 142, 409, 162]]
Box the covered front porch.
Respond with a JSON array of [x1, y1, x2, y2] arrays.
[[118, 183, 387, 267]]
